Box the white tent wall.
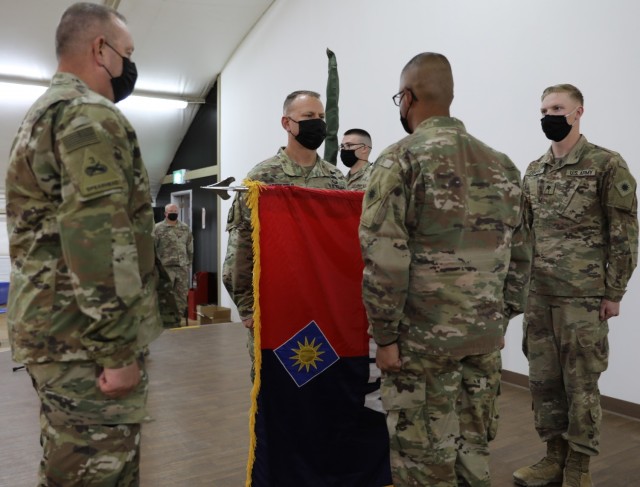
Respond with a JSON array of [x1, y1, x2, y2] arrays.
[[219, 0, 640, 404]]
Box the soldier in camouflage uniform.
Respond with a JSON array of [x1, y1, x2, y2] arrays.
[[154, 203, 193, 324], [341, 128, 373, 191], [360, 53, 531, 487], [5, 3, 163, 485], [513, 84, 638, 487], [223, 90, 346, 369]]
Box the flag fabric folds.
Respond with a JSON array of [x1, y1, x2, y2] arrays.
[[246, 184, 392, 487]]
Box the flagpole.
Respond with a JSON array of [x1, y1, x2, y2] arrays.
[[201, 176, 247, 200], [202, 177, 295, 200]]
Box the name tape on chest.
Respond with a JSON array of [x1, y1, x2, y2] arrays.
[[566, 169, 596, 177]]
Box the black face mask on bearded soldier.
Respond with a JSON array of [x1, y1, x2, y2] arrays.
[[103, 42, 138, 103], [290, 118, 327, 150]]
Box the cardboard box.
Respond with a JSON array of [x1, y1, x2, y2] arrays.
[[197, 304, 231, 325]]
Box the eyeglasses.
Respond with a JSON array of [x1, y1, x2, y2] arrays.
[[392, 90, 405, 106], [339, 143, 368, 151], [392, 88, 418, 106]]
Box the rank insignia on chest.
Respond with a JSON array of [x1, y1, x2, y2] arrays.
[[543, 182, 556, 195]]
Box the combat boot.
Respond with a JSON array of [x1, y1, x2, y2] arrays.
[[513, 436, 568, 486], [562, 449, 592, 487]]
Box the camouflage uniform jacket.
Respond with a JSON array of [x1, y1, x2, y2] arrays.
[[523, 135, 638, 301], [223, 147, 347, 317], [347, 163, 373, 191], [360, 117, 531, 356], [154, 220, 193, 268], [5, 72, 162, 368]]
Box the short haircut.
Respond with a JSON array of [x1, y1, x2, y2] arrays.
[[402, 52, 454, 107], [283, 90, 321, 114], [56, 2, 127, 58], [344, 128, 372, 146], [541, 84, 584, 105]]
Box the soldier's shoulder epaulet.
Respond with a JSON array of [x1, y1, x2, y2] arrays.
[[372, 143, 404, 170], [587, 144, 627, 169], [247, 157, 280, 178], [590, 144, 619, 156]]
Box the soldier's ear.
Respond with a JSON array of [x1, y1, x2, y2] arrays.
[[281, 116, 290, 132], [92, 36, 106, 63]]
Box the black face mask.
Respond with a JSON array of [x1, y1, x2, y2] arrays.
[[399, 92, 415, 134], [290, 118, 327, 150], [167, 213, 178, 221], [104, 42, 138, 103], [340, 149, 359, 168], [540, 108, 577, 142]]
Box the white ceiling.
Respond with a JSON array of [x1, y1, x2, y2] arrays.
[[0, 0, 274, 200]]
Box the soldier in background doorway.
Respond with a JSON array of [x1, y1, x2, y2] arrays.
[[154, 203, 193, 326]]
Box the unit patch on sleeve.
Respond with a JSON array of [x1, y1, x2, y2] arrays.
[[615, 179, 634, 198], [79, 150, 123, 197]]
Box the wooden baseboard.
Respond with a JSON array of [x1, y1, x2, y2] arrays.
[[501, 369, 640, 421]]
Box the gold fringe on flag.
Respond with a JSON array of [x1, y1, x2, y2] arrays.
[[244, 179, 266, 487]]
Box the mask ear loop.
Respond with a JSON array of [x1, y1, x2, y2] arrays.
[[565, 106, 580, 126], [285, 116, 298, 136]]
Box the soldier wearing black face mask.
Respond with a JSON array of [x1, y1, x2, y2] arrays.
[[101, 40, 138, 103], [223, 90, 347, 377], [5, 3, 164, 485], [340, 128, 373, 191], [515, 84, 638, 487], [154, 203, 193, 326]]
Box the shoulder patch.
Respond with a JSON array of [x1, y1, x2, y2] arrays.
[[377, 158, 395, 169], [61, 126, 100, 153], [615, 179, 634, 198], [365, 180, 382, 208], [79, 150, 123, 197]]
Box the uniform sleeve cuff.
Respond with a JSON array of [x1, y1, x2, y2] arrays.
[[94, 347, 137, 369], [604, 288, 625, 302], [371, 324, 399, 347]]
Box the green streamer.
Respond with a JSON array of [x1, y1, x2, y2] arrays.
[[323, 48, 339, 165]]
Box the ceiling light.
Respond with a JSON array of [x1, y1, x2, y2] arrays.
[[0, 81, 47, 101], [0, 78, 193, 109], [119, 95, 188, 110]]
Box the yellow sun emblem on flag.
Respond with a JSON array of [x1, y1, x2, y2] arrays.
[[290, 337, 325, 372]]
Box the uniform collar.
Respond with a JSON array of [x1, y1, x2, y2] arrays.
[[415, 116, 466, 132], [51, 72, 92, 95], [541, 135, 588, 169], [276, 147, 330, 177], [348, 163, 370, 181]]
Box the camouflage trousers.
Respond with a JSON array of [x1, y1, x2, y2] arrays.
[[165, 265, 189, 318], [381, 348, 501, 487], [27, 360, 150, 486], [523, 293, 608, 456]]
